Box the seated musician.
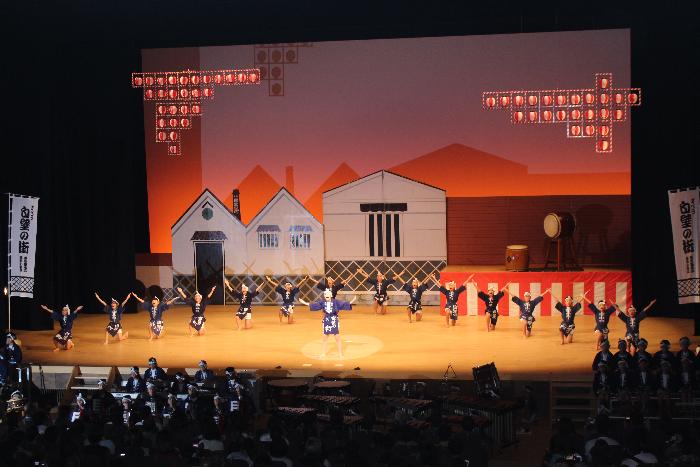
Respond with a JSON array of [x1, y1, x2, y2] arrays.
[[143, 357, 166, 382], [140, 382, 165, 416], [124, 366, 146, 393], [169, 371, 190, 394], [678, 356, 697, 403]]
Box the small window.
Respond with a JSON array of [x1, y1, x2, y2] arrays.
[[289, 225, 311, 249], [257, 225, 280, 249]]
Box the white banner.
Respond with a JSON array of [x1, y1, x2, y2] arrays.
[[7, 194, 39, 298], [668, 187, 700, 304]]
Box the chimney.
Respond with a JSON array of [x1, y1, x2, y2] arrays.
[[232, 189, 241, 221], [285, 166, 295, 195]]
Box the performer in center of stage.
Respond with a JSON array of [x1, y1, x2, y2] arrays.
[[94, 292, 131, 344], [176, 285, 216, 336], [471, 281, 510, 331], [552, 291, 587, 345], [357, 269, 397, 315], [508, 287, 551, 337], [431, 274, 473, 327], [300, 290, 356, 358], [225, 279, 261, 330], [583, 297, 617, 350], [40, 303, 84, 351], [612, 298, 657, 356], [266, 275, 309, 324], [311, 276, 346, 299], [396, 273, 433, 323], [132, 293, 178, 340]]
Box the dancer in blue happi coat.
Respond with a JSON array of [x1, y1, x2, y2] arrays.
[[300, 290, 356, 358], [41, 303, 84, 350], [431, 274, 473, 327], [552, 291, 587, 345], [396, 272, 434, 323], [583, 296, 618, 350], [266, 275, 309, 324], [94, 291, 131, 344], [311, 276, 346, 299], [612, 298, 657, 356], [176, 285, 216, 336], [357, 269, 397, 315], [225, 279, 262, 330], [132, 292, 178, 339], [470, 281, 510, 332], [507, 286, 551, 337]]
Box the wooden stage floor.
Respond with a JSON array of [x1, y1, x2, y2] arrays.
[[17, 305, 694, 381]]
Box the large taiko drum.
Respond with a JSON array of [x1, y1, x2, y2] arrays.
[[505, 245, 529, 271], [543, 212, 576, 239]]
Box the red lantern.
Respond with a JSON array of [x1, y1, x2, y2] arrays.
[[556, 94, 567, 105], [169, 131, 178, 141], [599, 78, 609, 88], [514, 111, 524, 122], [585, 125, 596, 136], [485, 97, 496, 108], [570, 94, 581, 105], [157, 131, 167, 141], [570, 125, 581, 136], [249, 72, 258, 83], [157, 118, 166, 128], [585, 109, 595, 120], [203, 88, 212, 97], [570, 109, 581, 120], [144, 89, 154, 99], [179, 76, 188, 85], [528, 111, 538, 122], [168, 75, 177, 85], [499, 96, 510, 107], [133, 76, 143, 86], [542, 110, 552, 121], [599, 108, 610, 119], [168, 105, 178, 115], [237, 72, 246, 83], [614, 93, 624, 104], [169, 118, 178, 127], [556, 110, 567, 121], [514, 95, 524, 106], [179, 105, 189, 114], [157, 76, 165, 86], [528, 95, 538, 106], [225, 73, 234, 83], [192, 104, 201, 114], [628, 93, 639, 104], [542, 95, 553, 106], [599, 125, 610, 136], [598, 140, 610, 151], [191, 75, 200, 85], [168, 145, 178, 155], [180, 118, 190, 127], [600, 94, 609, 104], [203, 75, 212, 84], [168, 89, 178, 99], [214, 74, 223, 84], [614, 109, 624, 120], [191, 88, 200, 98], [145, 76, 155, 86], [179, 88, 189, 98], [585, 93, 595, 104], [157, 105, 167, 115]]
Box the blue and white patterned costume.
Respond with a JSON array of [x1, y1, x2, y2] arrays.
[[309, 298, 353, 335]]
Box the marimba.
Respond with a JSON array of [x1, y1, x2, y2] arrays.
[[442, 395, 522, 447], [267, 379, 308, 407]]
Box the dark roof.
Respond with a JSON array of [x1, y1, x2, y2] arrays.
[[322, 169, 446, 194], [256, 224, 280, 232], [190, 231, 228, 241], [289, 225, 312, 232]]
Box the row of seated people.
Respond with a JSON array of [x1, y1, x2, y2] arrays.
[[122, 357, 223, 392]]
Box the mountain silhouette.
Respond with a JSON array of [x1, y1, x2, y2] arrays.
[[225, 165, 282, 224], [305, 162, 359, 221]]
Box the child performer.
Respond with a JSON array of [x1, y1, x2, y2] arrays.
[[431, 274, 473, 327], [300, 290, 356, 358], [311, 276, 345, 299], [471, 281, 510, 331], [396, 272, 433, 323], [176, 286, 216, 336], [131, 293, 178, 340], [612, 298, 656, 356], [40, 303, 84, 351], [225, 279, 261, 330], [552, 291, 587, 345], [508, 286, 551, 337], [266, 275, 309, 324], [583, 297, 617, 350], [357, 269, 396, 315], [94, 292, 131, 344]]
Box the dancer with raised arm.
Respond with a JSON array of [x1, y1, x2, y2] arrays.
[[396, 272, 433, 323], [131, 292, 178, 340], [40, 303, 84, 351], [225, 279, 261, 330], [508, 286, 551, 337], [94, 292, 131, 344], [176, 285, 216, 336], [299, 290, 356, 358], [266, 275, 309, 324], [431, 274, 473, 327], [357, 269, 396, 315], [552, 291, 587, 345], [613, 298, 657, 356], [583, 296, 617, 350], [311, 276, 345, 299], [472, 281, 510, 331]]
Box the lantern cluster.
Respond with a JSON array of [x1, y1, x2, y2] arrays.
[[254, 43, 312, 97], [132, 68, 261, 155], [482, 73, 641, 153]]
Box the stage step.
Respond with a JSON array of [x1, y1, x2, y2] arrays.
[[550, 380, 595, 426]]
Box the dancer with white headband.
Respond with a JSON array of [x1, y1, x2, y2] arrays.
[[94, 291, 131, 344]]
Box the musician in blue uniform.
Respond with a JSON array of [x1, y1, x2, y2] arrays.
[[300, 290, 355, 359], [613, 298, 657, 356], [195, 360, 215, 383], [225, 279, 262, 330], [176, 285, 216, 336], [676, 337, 695, 368], [40, 303, 84, 351], [613, 339, 635, 370], [357, 269, 396, 315], [592, 339, 613, 371], [143, 357, 167, 382], [471, 281, 510, 331], [508, 287, 551, 337], [125, 366, 146, 393], [396, 273, 433, 323], [3, 332, 22, 383], [634, 338, 653, 367], [431, 274, 472, 327], [311, 276, 345, 299], [583, 297, 617, 350], [94, 292, 131, 344], [141, 382, 165, 416], [266, 275, 309, 324], [131, 292, 178, 340], [552, 292, 587, 345]]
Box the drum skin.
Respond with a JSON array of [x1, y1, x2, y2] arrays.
[[543, 212, 576, 239], [505, 245, 529, 271]]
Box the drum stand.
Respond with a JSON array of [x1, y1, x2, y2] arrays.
[[543, 237, 580, 271]]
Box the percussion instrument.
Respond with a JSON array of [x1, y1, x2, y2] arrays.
[[441, 395, 522, 447], [317, 413, 364, 426], [543, 212, 576, 239], [267, 379, 308, 407], [301, 394, 359, 406], [6, 397, 25, 412], [505, 245, 529, 271], [276, 406, 316, 416], [314, 381, 350, 389]]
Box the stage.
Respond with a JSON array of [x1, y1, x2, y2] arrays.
[[16, 303, 693, 381]]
